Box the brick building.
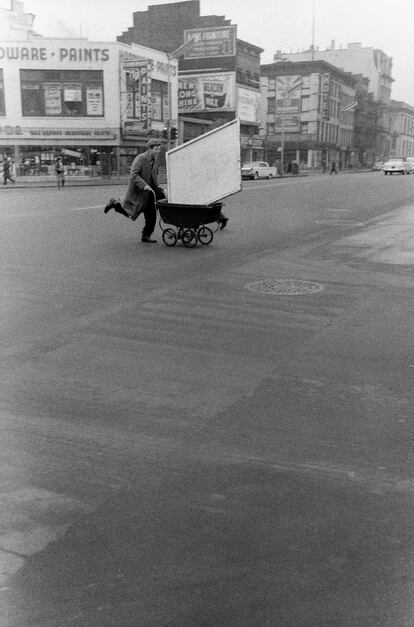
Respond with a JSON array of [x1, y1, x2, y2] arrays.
[[261, 60, 357, 171], [118, 0, 265, 161]]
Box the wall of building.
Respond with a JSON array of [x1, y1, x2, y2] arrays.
[[261, 61, 357, 170], [277, 43, 393, 104], [0, 36, 177, 177], [390, 100, 414, 157]]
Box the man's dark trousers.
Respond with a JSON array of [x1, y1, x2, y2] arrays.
[[141, 189, 157, 238]]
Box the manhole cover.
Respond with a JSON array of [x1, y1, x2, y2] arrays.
[[245, 279, 324, 296]]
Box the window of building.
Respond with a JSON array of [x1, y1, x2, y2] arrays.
[[267, 97, 275, 114], [20, 70, 104, 117], [149, 79, 168, 121], [301, 94, 310, 112], [0, 70, 5, 116]]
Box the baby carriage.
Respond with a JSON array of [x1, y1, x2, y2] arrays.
[[157, 199, 224, 247]]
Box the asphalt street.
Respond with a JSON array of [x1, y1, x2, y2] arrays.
[[0, 171, 413, 626]]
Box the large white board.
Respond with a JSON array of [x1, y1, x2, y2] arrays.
[[166, 118, 241, 205]]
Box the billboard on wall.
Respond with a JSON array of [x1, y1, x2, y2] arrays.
[[121, 52, 152, 133], [183, 26, 236, 59], [275, 75, 302, 132], [237, 87, 262, 124], [178, 73, 235, 113]]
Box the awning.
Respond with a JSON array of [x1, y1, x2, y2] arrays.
[[62, 149, 83, 158]]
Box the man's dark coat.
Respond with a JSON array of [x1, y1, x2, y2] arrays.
[[122, 150, 161, 221]]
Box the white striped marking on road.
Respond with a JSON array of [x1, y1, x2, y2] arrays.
[[71, 205, 103, 211]]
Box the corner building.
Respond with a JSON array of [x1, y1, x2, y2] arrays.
[[0, 18, 177, 178], [261, 60, 356, 170], [118, 0, 265, 162]]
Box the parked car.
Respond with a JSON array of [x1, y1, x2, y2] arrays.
[[372, 161, 384, 171], [405, 157, 414, 173], [382, 158, 411, 175], [241, 162, 277, 180]]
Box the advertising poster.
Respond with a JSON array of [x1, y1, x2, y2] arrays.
[[275, 75, 302, 132], [86, 87, 103, 115], [184, 26, 236, 59], [43, 82, 62, 115], [121, 56, 152, 133], [178, 73, 235, 113], [237, 87, 262, 123], [63, 84, 82, 101]]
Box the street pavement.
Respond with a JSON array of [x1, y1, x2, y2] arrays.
[[0, 172, 413, 626]]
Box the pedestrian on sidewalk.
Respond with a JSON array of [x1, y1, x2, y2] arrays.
[[3, 158, 15, 185], [55, 157, 65, 188], [330, 160, 338, 175], [104, 138, 166, 243]]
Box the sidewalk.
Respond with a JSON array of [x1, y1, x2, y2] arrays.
[[1, 175, 130, 189], [0, 168, 374, 190]]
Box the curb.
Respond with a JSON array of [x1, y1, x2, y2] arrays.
[[0, 170, 375, 190]]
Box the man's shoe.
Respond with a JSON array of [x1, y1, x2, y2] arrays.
[[141, 236, 157, 243], [104, 198, 117, 214]]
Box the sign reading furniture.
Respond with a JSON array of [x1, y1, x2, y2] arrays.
[[183, 26, 237, 59]]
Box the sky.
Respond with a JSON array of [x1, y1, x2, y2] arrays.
[[3, 0, 414, 103]]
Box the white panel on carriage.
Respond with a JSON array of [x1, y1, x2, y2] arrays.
[[166, 119, 241, 205]]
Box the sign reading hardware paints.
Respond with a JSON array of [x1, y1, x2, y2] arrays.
[[0, 45, 110, 62]]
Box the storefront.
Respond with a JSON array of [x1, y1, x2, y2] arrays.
[[0, 37, 177, 177]]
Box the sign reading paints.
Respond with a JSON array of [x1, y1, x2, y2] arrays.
[[0, 45, 110, 62]]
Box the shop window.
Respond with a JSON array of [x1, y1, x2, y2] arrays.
[[21, 81, 42, 116], [0, 70, 6, 116], [20, 70, 104, 117]]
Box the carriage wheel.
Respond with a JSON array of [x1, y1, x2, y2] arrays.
[[162, 228, 177, 247], [182, 229, 197, 248], [197, 226, 213, 245]]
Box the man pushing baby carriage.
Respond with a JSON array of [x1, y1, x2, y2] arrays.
[[104, 138, 228, 243]]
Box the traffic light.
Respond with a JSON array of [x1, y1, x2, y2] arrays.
[[162, 127, 168, 140], [171, 127, 177, 141]]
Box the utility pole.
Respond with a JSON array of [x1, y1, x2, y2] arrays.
[[311, 0, 316, 60]]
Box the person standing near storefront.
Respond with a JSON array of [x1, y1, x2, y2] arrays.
[[3, 158, 15, 185], [55, 157, 65, 188], [104, 138, 166, 243]]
